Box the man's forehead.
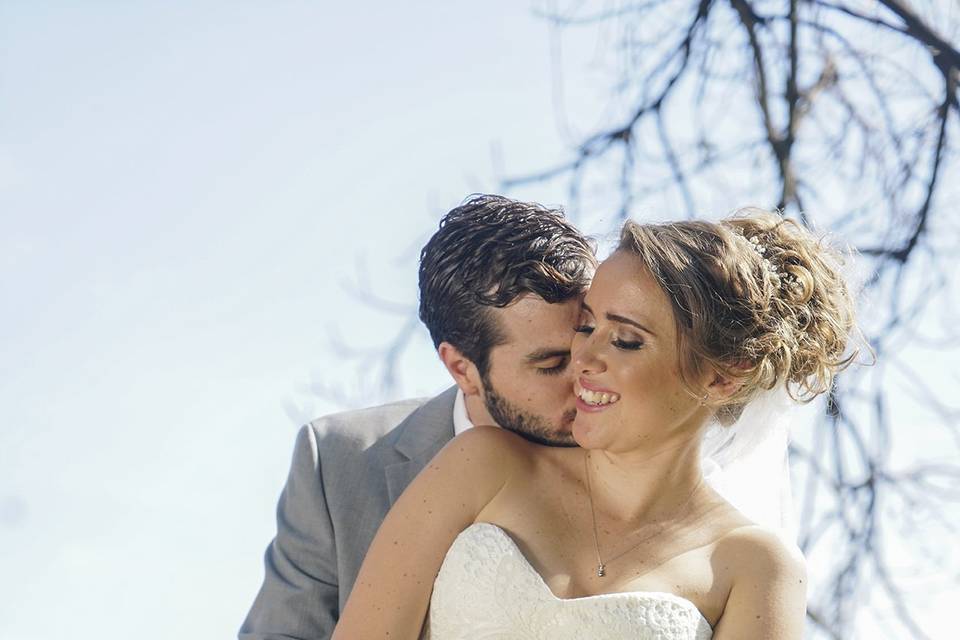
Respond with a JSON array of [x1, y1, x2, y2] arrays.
[[502, 291, 582, 315], [490, 295, 579, 358], [494, 295, 579, 330]]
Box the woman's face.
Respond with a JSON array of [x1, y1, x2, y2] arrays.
[[571, 250, 709, 452]]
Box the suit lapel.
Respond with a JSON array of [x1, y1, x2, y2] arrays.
[[384, 386, 458, 504], [384, 459, 429, 505]]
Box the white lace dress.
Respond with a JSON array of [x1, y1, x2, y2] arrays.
[[423, 523, 713, 639]]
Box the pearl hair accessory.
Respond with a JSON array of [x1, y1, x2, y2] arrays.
[[738, 232, 800, 291]]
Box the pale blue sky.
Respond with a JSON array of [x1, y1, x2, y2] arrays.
[[0, 3, 590, 637], [1, 3, 954, 639]]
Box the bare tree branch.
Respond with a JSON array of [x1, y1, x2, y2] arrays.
[[499, 2, 960, 637]]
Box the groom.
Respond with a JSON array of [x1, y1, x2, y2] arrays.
[[239, 194, 596, 639]]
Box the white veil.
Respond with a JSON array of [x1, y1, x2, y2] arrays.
[[699, 388, 800, 542]]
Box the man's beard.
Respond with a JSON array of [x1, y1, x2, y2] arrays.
[[481, 378, 578, 447]]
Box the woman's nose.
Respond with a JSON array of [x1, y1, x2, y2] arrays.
[[572, 335, 605, 374]]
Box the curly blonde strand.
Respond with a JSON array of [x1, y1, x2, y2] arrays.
[[619, 208, 859, 425]]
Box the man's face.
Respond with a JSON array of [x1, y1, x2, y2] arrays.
[[479, 294, 582, 447]]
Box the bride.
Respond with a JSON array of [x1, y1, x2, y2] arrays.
[[332, 210, 857, 639]]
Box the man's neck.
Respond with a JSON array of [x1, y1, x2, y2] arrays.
[[463, 392, 499, 428]]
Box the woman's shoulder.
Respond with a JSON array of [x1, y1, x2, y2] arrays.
[[714, 524, 806, 586], [436, 425, 540, 483], [449, 424, 541, 459], [454, 423, 537, 446], [708, 524, 807, 635]]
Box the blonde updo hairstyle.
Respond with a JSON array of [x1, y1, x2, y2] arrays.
[[618, 208, 858, 425]]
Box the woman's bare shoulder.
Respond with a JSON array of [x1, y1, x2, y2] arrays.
[[714, 524, 806, 586], [434, 425, 539, 485], [709, 525, 807, 638], [447, 424, 540, 460]]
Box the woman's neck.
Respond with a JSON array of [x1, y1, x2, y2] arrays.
[[584, 434, 706, 524]]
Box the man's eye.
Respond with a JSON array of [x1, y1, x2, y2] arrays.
[[574, 325, 594, 334], [537, 359, 569, 375]]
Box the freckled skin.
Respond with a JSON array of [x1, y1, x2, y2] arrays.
[[570, 252, 710, 453]]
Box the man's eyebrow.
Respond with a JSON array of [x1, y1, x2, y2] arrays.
[[582, 302, 657, 337], [525, 348, 571, 363]]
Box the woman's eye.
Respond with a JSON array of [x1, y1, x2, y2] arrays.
[[574, 325, 594, 334], [613, 339, 644, 350]]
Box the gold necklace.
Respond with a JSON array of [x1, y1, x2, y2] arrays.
[[582, 450, 704, 578]]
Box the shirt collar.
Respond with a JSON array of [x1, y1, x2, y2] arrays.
[[453, 388, 475, 436]]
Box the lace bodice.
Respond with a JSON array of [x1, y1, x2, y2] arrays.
[[424, 523, 713, 639]]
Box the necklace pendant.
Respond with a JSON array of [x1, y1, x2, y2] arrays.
[[597, 563, 606, 578]]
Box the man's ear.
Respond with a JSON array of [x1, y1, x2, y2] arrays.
[[437, 342, 483, 396]]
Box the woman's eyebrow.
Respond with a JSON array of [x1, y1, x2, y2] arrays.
[[582, 302, 657, 337]]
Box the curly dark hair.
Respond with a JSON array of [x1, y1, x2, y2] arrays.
[[418, 194, 596, 377]]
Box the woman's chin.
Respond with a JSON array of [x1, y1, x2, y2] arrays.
[[572, 414, 601, 448]]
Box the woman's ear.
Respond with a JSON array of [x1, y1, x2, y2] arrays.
[[437, 342, 483, 397], [704, 370, 744, 403]]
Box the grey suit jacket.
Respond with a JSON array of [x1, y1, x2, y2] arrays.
[[239, 386, 458, 640]]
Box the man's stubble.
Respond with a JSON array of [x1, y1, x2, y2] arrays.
[[481, 375, 579, 448]]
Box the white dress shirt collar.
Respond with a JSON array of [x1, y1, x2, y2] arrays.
[[453, 388, 475, 436]]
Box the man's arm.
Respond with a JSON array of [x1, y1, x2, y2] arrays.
[[240, 424, 339, 640]]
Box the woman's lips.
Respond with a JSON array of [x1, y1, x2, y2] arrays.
[[578, 377, 615, 393], [576, 395, 613, 413], [574, 379, 621, 413]]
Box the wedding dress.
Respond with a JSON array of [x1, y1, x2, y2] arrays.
[[422, 390, 800, 638], [423, 523, 712, 639]]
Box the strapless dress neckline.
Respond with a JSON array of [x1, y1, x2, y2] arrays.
[[469, 523, 709, 621], [424, 522, 713, 639]]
